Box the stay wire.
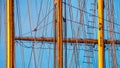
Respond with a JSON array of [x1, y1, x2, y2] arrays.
[[62, 2, 120, 27], [65, 18, 120, 36], [16, 0, 25, 67], [27, 0, 37, 67]]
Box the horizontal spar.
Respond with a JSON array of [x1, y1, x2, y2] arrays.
[[15, 37, 120, 44]]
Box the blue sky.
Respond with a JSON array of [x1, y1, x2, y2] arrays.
[[0, 0, 120, 68]]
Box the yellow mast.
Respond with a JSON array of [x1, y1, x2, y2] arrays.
[[98, 0, 104, 68], [6, 0, 15, 68]]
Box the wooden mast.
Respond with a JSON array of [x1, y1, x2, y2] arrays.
[[56, 0, 63, 68], [6, 0, 15, 68], [5, 0, 119, 68], [54, 0, 63, 68]]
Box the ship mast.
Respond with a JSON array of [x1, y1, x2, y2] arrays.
[[98, 0, 104, 68], [54, 0, 63, 68], [6, 0, 15, 68], [6, 0, 119, 68]]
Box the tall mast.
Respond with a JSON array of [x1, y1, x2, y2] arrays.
[[6, 0, 15, 68], [98, 0, 104, 68], [57, 0, 63, 68], [54, 0, 63, 68]]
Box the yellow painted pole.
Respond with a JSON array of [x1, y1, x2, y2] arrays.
[[98, 0, 104, 68], [6, 0, 15, 68]]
